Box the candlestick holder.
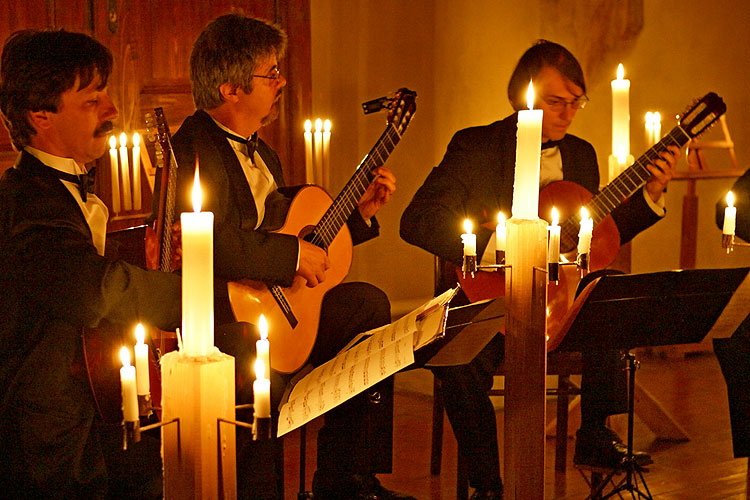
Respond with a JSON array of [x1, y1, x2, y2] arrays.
[[138, 393, 153, 417], [463, 254, 477, 278], [123, 416, 179, 450], [217, 404, 272, 442], [721, 234, 750, 253], [577, 252, 590, 275], [496, 250, 506, 266]]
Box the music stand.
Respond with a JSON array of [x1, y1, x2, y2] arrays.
[[554, 267, 749, 499]]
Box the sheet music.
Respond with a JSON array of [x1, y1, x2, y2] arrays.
[[277, 288, 455, 436], [707, 269, 750, 338]]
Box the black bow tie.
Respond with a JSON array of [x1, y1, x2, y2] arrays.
[[222, 130, 259, 160], [51, 167, 97, 201], [541, 139, 563, 150]]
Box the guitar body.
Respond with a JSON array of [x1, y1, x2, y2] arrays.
[[227, 186, 353, 374], [456, 181, 621, 350]]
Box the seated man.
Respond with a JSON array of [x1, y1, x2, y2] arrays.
[[171, 14, 411, 500], [400, 40, 679, 500]]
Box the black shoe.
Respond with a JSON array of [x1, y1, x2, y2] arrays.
[[470, 488, 503, 500], [573, 426, 653, 469], [312, 472, 417, 500]]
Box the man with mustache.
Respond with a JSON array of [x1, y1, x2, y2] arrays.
[[0, 30, 182, 498], [171, 14, 407, 500]]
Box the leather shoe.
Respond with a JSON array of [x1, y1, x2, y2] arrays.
[[470, 488, 503, 499], [574, 426, 653, 469], [312, 472, 417, 500]]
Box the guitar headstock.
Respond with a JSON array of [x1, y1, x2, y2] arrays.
[[678, 92, 726, 139], [144, 108, 173, 170], [361, 88, 417, 136]]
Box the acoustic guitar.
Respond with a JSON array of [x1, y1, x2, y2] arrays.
[[228, 88, 417, 374], [454, 92, 727, 351]]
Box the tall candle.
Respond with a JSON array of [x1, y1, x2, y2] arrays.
[[611, 64, 630, 159], [512, 81, 543, 219], [253, 358, 271, 418], [256, 314, 270, 379], [120, 347, 138, 422], [119, 132, 132, 211], [322, 119, 331, 189], [578, 207, 593, 254], [109, 135, 121, 214], [496, 212, 506, 251], [313, 119, 323, 186], [134, 324, 150, 396], [181, 165, 214, 357], [132, 132, 142, 211], [645, 112, 661, 147], [304, 120, 313, 183], [548, 207, 560, 265], [461, 219, 476, 256], [723, 191, 737, 236]]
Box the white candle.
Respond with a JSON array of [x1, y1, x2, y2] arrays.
[[322, 119, 331, 189], [548, 207, 560, 265], [304, 120, 313, 183], [109, 135, 121, 214], [132, 132, 142, 211], [723, 191, 737, 236], [512, 81, 543, 219], [253, 358, 271, 418], [134, 324, 150, 396], [256, 314, 270, 379], [461, 219, 476, 256], [578, 207, 593, 254], [119, 132, 132, 211], [313, 118, 323, 186], [181, 165, 214, 357], [120, 347, 139, 422], [611, 64, 630, 159], [496, 212, 506, 251], [645, 111, 661, 147]]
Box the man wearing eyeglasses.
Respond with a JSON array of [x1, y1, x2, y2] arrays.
[[170, 14, 408, 500], [400, 40, 679, 500]]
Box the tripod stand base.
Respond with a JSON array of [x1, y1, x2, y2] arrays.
[[577, 463, 653, 500]]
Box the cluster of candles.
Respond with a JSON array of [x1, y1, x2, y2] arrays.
[[109, 132, 142, 214], [303, 118, 332, 185]]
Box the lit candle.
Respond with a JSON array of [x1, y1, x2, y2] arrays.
[[109, 135, 121, 213], [461, 219, 476, 256], [132, 132, 142, 211], [512, 81, 543, 219], [645, 111, 661, 147], [611, 64, 630, 159], [134, 324, 150, 396], [119, 133, 132, 211], [180, 164, 215, 357], [548, 207, 560, 265], [496, 212, 506, 251], [723, 191, 737, 236], [322, 119, 331, 189], [120, 347, 138, 422], [578, 207, 593, 255], [304, 120, 313, 183], [256, 314, 270, 379], [253, 358, 271, 418], [313, 118, 323, 186]]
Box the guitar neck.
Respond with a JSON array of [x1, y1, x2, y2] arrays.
[[307, 122, 403, 249], [560, 125, 691, 245]]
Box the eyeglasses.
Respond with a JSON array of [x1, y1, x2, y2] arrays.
[[542, 94, 589, 112], [251, 67, 282, 81]]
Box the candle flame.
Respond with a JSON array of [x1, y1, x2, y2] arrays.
[[120, 346, 131, 367], [192, 163, 202, 213], [304, 119, 311, 133], [727, 191, 734, 208], [109, 135, 117, 149], [463, 219, 473, 234], [259, 314, 268, 341], [324, 119, 331, 133], [551, 207, 559, 226], [526, 80, 535, 110], [581, 206, 589, 221], [315, 118, 322, 133], [617, 63, 624, 80], [497, 212, 505, 226], [133, 132, 140, 148], [119, 132, 128, 148], [135, 323, 145, 345], [255, 358, 266, 380]]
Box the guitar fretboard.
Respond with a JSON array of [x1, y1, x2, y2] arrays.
[[307, 123, 403, 250]]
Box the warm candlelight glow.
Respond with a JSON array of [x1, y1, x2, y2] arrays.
[[133, 132, 140, 148], [496, 212, 506, 252], [134, 323, 149, 396], [548, 207, 561, 268], [119, 132, 128, 148], [526, 80, 535, 110], [463, 219, 473, 234], [110, 135, 117, 149], [617, 63, 624, 81], [259, 314, 268, 340], [551, 207, 559, 226], [315, 118, 322, 133], [578, 207, 593, 255], [611, 63, 631, 174], [255, 358, 265, 380], [727, 191, 734, 208], [461, 219, 476, 257], [109, 135, 121, 213], [723, 191, 737, 236], [192, 166, 202, 213], [256, 314, 271, 378], [324, 119, 331, 133], [305, 119, 312, 133], [513, 81, 543, 219], [120, 345, 138, 422], [135, 323, 144, 344], [121, 346, 131, 366]]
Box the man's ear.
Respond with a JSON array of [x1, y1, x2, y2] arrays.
[[26, 109, 53, 133], [218, 83, 240, 103]]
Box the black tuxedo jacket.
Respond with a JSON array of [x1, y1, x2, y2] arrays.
[[401, 113, 661, 265], [0, 150, 181, 496], [172, 110, 379, 288]]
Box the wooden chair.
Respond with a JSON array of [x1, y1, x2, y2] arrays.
[[429, 257, 583, 499]]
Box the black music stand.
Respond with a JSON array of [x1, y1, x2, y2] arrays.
[[553, 267, 749, 499]]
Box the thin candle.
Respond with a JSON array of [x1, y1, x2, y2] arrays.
[[723, 191, 737, 236], [322, 119, 331, 189], [461, 219, 476, 256], [496, 212, 506, 251], [253, 358, 271, 418], [548, 207, 560, 265], [512, 81, 543, 219], [120, 347, 138, 422], [109, 135, 121, 213], [132, 132, 142, 211], [119, 132, 132, 211], [257, 314, 270, 379], [134, 323, 149, 396], [578, 207, 593, 255], [313, 118, 323, 187], [304, 120, 313, 183], [611, 64, 630, 158]]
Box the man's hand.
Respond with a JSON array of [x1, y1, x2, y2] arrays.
[[644, 145, 681, 202], [296, 239, 330, 288], [357, 166, 396, 221]]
